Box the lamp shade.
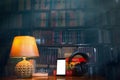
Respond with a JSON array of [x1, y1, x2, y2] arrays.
[[10, 36, 39, 58]]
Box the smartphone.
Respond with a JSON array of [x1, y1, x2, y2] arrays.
[[56, 58, 66, 76]]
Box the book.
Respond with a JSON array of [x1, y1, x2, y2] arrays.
[[40, 12, 47, 20], [51, 11, 57, 27], [55, 0, 65, 9], [62, 47, 77, 58], [26, 0, 31, 10], [57, 11, 66, 27], [77, 10, 85, 26], [69, 20, 77, 27], [53, 31, 63, 44], [40, 20, 47, 27]]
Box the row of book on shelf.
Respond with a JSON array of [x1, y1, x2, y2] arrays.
[[34, 10, 84, 27], [3, 11, 117, 28], [18, 0, 82, 11], [33, 30, 111, 45], [35, 46, 116, 74], [34, 30, 85, 45], [35, 0, 85, 10], [4, 10, 84, 28], [36, 46, 94, 64], [4, 0, 84, 11], [6, 11, 117, 28]]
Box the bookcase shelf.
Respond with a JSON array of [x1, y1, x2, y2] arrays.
[[37, 43, 114, 47]]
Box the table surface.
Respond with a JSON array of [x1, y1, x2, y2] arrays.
[[0, 76, 106, 80]]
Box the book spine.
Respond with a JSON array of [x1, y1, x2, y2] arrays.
[[26, 0, 31, 10]]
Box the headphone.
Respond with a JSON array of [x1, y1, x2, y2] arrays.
[[68, 51, 89, 76]]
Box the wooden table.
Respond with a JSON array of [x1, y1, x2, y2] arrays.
[[0, 76, 106, 80]]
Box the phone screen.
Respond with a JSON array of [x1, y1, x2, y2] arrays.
[[56, 59, 66, 76]]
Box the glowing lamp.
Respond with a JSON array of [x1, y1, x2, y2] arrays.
[[10, 36, 39, 78]]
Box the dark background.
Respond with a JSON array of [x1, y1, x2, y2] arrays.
[[0, 0, 120, 80]]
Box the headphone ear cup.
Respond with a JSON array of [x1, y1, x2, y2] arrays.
[[73, 62, 88, 76], [80, 62, 88, 74], [73, 63, 84, 76], [72, 63, 81, 76]]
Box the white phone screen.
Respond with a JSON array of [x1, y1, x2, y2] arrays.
[[56, 59, 66, 75]]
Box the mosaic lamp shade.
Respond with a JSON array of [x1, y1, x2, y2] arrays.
[[10, 36, 39, 78]]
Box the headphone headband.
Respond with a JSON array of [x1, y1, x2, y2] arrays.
[[68, 51, 89, 64]]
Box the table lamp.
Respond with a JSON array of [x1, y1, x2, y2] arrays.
[[10, 36, 39, 78]]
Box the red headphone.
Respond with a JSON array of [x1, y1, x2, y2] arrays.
[[68, 51, 89, 76]]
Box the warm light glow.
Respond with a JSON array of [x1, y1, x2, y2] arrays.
[[10, 36, 39, 58]]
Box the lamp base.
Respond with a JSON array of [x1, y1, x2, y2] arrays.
[[15, 57, 33, 78]]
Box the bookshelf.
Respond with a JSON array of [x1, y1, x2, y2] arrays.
[[0, 0, 120, 79]]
